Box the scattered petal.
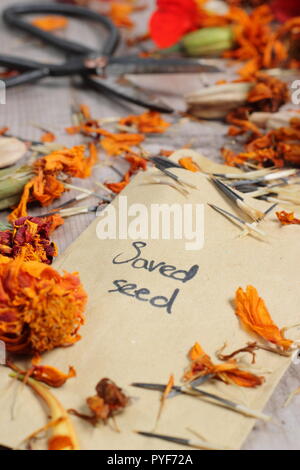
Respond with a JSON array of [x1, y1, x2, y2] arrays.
[[31, 15, 69, 31], [235, 285, 293, 351], [276, 211, 300, 225], [0, 137, 27, 169], [184, 341, 264, 387]]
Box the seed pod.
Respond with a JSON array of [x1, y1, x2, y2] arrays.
[[185, 82, 253, 119], [162, 26, 235, 57], [0, 137, 27, 168], [0, 166, 32, 202], [180, 26, 235, 57], [250, 111, 300, 129]]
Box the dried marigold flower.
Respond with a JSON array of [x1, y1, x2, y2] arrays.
[[276, 210, 300, 225], [184, 341, 264, 387], [248, 73, 289, 113], [69, 378, 129, 426], [35, 145, 96, 178], [79, 125, 145, 157], [125, 153, 147, 173], [105, 171, 131, 194], [235, 285, 293, 351], [0, 256, 87, 355], [119, 111, 170, 134], [9, 145, 97, 221], [222, 115, 300, 168], [29, 364, 76, 388], [7, 359, 76, 388], [100, 131, 145, 157], [225, 73, 289, 137], [104, 153, 146, 195], [0, 215, 63, 264], [224, 5, 289, 78]]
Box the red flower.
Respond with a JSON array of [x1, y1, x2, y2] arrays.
[[272, 0, 300, 22], [149, 0, 199, 48]]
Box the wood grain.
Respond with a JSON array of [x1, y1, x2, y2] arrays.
[[0, 0, 299, 450]]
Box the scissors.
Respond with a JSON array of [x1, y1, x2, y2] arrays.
[[131, 377, 270, 421], [1, 3, 220, 113]]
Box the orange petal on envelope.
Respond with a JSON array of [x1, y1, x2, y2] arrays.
[[276, 211, 300, 225], [31, 365, 76, 388], [235, 285, 293, 351], [185, 341, 264, 388], [179, 157, 200, 172]]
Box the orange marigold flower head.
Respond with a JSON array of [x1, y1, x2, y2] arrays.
[[0, 256, 87, 355], [0, 215, 64, 264]]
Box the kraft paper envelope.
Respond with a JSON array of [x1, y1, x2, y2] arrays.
[[0, 155, 299, 450]]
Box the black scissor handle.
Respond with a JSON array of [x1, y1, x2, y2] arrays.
[[3, 3, 120, 57], [0, 53, 92, 78]]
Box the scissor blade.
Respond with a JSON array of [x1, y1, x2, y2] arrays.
[[190, 374, 214, 388], [137, 431, 190, 447], [0, 444, 13, 450], [150, 156, 182, 169], [85, 75, 174, 113], [131, 382, 183, 397], [190, 383, 245, 409], [107, 57, 221, 75], [131, 376, 212, 397]]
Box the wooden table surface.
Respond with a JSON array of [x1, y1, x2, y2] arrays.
[[1, 0, 300, 450]]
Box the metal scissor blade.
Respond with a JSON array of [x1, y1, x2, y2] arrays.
[[84, 75, 174, 114], [189, 374, 214, 388], [150, 156, 182, 169], [131, 382, 166, 392], [263, 202, 278, 216], [212, 177, 243, 202], [137, 431, 190, 447], [131, 382, 183, 397], [131, 375, 212, 398], [107, 57, 221, 75]]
